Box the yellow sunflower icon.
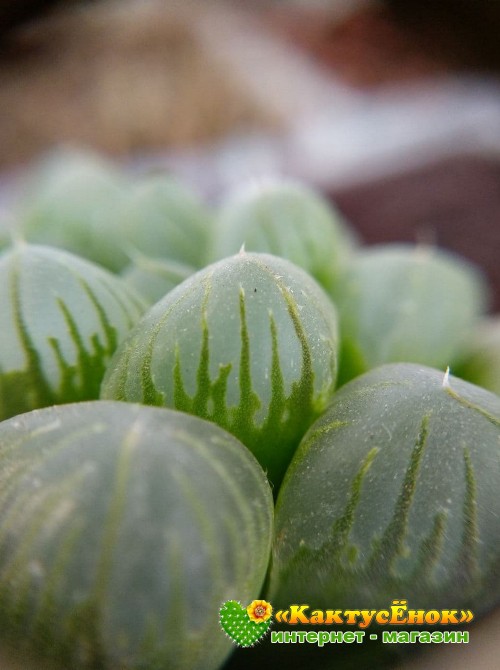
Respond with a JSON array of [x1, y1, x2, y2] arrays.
[[246, 599, 272, 624]]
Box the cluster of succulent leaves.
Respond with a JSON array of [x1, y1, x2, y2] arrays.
[[0, 147, 499, 670]]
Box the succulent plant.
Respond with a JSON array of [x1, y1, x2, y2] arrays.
[[454, 317, 500, 396], [0, 230, 9, 253], [101, 251, 339, 489], [112, 173, 213, 270], [269, 363, 500, 618], [8, 148, 499, 670], [0, 401, 274, 670], [17, 147, 128, 272], [18, 150, 214, 273], [336, 244, 488, 385], [209, 180, 356, 296], [0, 243, 145, 420], [121, 253, 195, 304]]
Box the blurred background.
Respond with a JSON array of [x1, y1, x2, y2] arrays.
[[1, 0, 500, 667]]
